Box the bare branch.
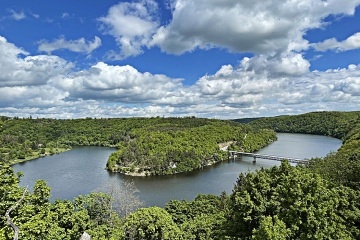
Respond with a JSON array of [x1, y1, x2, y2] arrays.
[[5, 186, 28, 240], [98, 179, 144, 217]]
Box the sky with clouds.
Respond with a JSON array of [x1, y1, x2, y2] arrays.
[[0, 0, 359, 119]]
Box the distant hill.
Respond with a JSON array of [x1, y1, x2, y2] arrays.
[[232, 117, 261, 124]]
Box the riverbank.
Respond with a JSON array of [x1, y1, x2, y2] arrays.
[[12, 134, 342, 205], [10, 147, 72, 165], [117, 141, 239, 177]]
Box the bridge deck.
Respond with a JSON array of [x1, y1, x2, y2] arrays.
[[228, 151, 308, 164]]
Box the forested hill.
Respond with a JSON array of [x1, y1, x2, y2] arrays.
[[106, 118, 276, 175], [232, 117, 261, 124], [1, 112, 360, 239], [0, 117, 276, 175], [248, 111, 360, 190], [248, 111, 360, 139]]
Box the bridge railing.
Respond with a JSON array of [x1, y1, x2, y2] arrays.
[[228, 151, 308, 164]]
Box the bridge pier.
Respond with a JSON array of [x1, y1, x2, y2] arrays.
[[253, 156, 256, 163], [228, 151, 236, 161]]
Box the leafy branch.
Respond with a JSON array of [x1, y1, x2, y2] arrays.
[[5, 186, 28, 240]]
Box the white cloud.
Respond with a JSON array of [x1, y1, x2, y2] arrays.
[[98, 0, 159, 59], [38, 36, 102, 54], [94, 0, 360, 95], [30, 12, 40, 19], [313, 32, 360, 52], [0, 36, 72, 87], [9, 9, 26, 20], [61, 12, 71, 19], [150, 0, 360, 55], [193, 59, 279, 109], [240, 53, 310, 77], [52, 62, 183, 103], [271, 65, 360, 107], [189, 57, 359, 116], [0, 36, 359, 119], [0, 85, 68, 108]]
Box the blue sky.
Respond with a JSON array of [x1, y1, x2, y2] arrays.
[[0, 0, 359, 119]]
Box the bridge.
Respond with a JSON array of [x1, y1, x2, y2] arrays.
[[228, 151, 309, 164]]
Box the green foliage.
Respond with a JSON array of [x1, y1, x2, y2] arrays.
[[1, 111, 359, 239], [0, 164, 24, 237], [166, 194, 226, 224], [249, 111, 360, 191], [31, 180, 51, 206], [180, 214, 224, 240], [108, 120, 276, 175], [225, 161, 360, 239], [0, 163, 123, 240], [308, 120, 360, 191], [165, 194, 227, 239], [124, 207, 183, 240], [249, 111, 360, 139], [0, 117, 276, 176], [252, 216, 290, 240], [74, 192, 112, 225]]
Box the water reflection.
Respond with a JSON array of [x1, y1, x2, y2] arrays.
[[14, 133, 342, 207]]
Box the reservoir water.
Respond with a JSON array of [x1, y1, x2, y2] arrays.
[[13, 133, 342, 207]]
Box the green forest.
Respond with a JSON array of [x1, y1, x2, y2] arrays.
[[0, 111, 360, 239], [106, 119, 276, 175], [0, 117, 276, 175]]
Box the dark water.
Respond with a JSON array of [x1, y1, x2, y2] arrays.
[[13, 133, 342, 207]]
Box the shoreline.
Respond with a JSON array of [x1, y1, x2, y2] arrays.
[[9, 147, 72, 165], [9, 145, 117, 166], [118, 141, 236, 177], [121, 159, 222, 177]]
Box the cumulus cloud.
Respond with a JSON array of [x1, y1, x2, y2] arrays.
[[189, 56, 359, 116], [52, 62, 183, 103], [0, 85, 68, 108], [0, 36, 359, 119], [0, 36, 72, 87], [276, 65, 360, 106], [98, 0, 159, 59], [313, 32, 360, 52], [38, 36, 102, 54], [193, 60, 279, 109], [150, 0, 360, 55], [240, 53, 310, 77], [94, 0, 360, 92]]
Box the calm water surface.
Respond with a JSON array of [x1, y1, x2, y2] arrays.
[[13, 133, 342, 207]]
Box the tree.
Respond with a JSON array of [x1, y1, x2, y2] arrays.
[[252, 216, 290, 240], [165, 194, 227, 239], [124, 207, 183, 240], [99, 179, 143, 217], [31, 180, 51, 206], [0, 164, 125, 240], [225, 161, 360, 239], [180, 214, 225, 240], [0, 164, 24, 226], [74, 192, 113, 226], [5, 187, 27, 240]]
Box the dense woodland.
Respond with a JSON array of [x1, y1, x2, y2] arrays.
[[0, 117, 276, 175], [106, 119, 276, 175], [0, 111, 359, 239], [249, 111, 360, 191]]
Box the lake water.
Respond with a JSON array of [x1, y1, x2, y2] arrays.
[[13, 133, 342, 207]]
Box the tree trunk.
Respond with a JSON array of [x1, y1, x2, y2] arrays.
[[5, 187, 27, 240]]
